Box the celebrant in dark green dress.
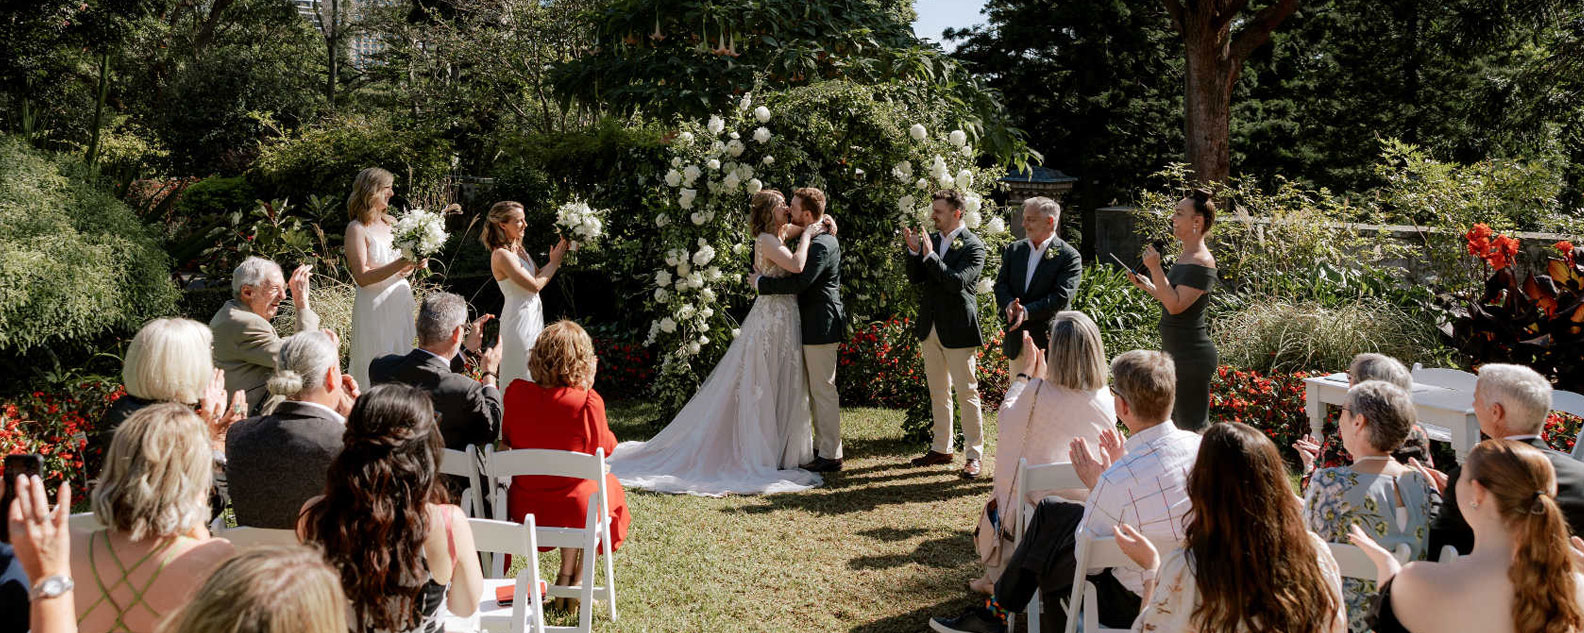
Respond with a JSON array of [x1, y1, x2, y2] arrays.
[[1128, 189, 1219, 431]]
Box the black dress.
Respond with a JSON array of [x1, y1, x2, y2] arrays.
[[1158, 263, 1217, 431], [1365, 576, 1411, 633]]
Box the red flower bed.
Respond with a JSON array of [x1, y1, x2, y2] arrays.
[[592, 337, 656, 400], [2, 380, 125, 488]]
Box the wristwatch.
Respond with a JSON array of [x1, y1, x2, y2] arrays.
[[32, 574, 73, 600]]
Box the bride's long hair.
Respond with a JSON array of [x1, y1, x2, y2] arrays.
[[747, 189, 785, 239], [481, 201, 525, 253]]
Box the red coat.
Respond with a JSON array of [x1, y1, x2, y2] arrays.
[[502, 381, 630, 552]]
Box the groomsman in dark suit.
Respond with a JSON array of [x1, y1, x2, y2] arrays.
[[903, 190, 987, 478], [993, 196, 1083, 360], [369, 292, 504, 451]]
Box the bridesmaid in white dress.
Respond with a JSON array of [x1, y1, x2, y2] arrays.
[[481, 201, 569, 388], [344, 167, 422, 387]]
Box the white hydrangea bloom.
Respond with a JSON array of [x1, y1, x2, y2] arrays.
[[909, 123, 927, 141], [965, 196, 983, 213], [725, 139, 745, 157], [960, 144, 974, 157], [898, 195, 915, 213], [754, 106, 771, 123], [706, 266, 722, 281], [985, 216, 1006, 234], [915, 177, 929, 190], [746, 178, 763, 195], [753, 127, 772, 143], [665, 169, 682, 187], [892, 161, 913, 182], [739, 95, 752, 110], [687, 272, 704, 289], [938, 173, 955, 188], [957, 169, 974, 189], [671, 156, 683, 167], [723, 172, 741, 191], [964, 210, 982, 229], [707, 115, 725, 135], [659, 317, 677, 333], [929, 155, 948, 179], [949, 129, 967, 147], [975, 278, 994, 294]]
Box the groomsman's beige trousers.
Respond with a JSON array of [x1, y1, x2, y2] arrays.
[[803, 343, 843, 460], [922, 329, 983, 461]]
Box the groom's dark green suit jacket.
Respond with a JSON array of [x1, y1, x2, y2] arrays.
[[758, 232, 845, 345], [907, 229, 985, 349]]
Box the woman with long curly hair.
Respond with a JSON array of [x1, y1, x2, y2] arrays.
[[1117, 422, 1344, 633], [298, 384, 482, 633], [1353, 439, 1584, 633]]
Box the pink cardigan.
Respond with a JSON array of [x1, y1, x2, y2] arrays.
[[992, 378, 1116, 517]]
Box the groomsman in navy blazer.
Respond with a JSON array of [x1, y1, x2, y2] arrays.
[[993, 196, 1083, 360]]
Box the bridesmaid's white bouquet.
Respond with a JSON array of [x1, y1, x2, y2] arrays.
[[392, 207, 449, 261], [555, 199, 608, 248]]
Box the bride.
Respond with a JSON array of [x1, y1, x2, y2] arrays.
[[610, 189, 824, 496]]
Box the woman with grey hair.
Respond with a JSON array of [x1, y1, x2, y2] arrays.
[[98, 318, 245, 472], [1301, 380, 1436, 633], [71, 403, 237, 633], [968, 310, 1116, 593]]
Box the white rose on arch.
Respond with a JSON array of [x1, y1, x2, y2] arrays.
[[909, 123, 927, 141], [739, 95, 752, 110], [655, 213, 669, 228], [965, 196, 983, 213], [746, 178, 763, 195], [687, 342, 702, 355], [659, 317, 678, 333], [729, 131, 740, 140], [897, 195, 915, 213], [948, 129, 968, 147], [701, 287, 716, 302], [707, 115, 725, 135], [957, 169, 974, 189], [723, 172, 741, 191], [706, 266, 722, 281], [707, 158, 721, 171], [692, 245, 716, 266], [754, 106, 771, 123], [682, 165, 701, 184], [960, 145, 974, 157], [985, 216, 1006, 234], [690, 211, 706, 225], [654, 288, 669, 302], [656, 270, 672, 288], [699, 307, 714, 320], [679, 304, 696, 319], [679, 188, 698, 210], [938, 173, 955, 189], [726, 139, 745, 157], [762, 155, 775, 166], [665, 169, 682, 187], [964, 210, 983, 229], [677, 131, 695, 146], [915, 177, 929, 190], [753, 127, 772, 143], [975, 278, 994, 294]]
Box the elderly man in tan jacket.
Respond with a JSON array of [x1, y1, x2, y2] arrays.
[[210, 257, 321, 414]]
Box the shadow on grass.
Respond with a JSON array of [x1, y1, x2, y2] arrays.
[[735, 473, 990, 516], [855, 526, 931, 542], [849, 533, 977, 570], [848, 594, 985, 633]]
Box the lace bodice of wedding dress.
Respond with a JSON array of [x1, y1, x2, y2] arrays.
[[607, 233, 819, 496]]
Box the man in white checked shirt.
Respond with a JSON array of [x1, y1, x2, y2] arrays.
[[931, 350, 1200, 633]]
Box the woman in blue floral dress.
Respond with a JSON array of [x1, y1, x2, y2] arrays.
[[1302, 381, 1438, 633]]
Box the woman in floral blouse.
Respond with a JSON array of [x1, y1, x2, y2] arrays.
[[1302, 380, 1436, 633]]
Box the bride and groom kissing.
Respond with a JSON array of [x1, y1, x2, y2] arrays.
[[608, 187, 846, 497]]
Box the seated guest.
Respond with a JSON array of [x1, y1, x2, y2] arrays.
[[300, 384, 483, 633], [369, 292, 503, 451], [503, 320, 631, 609], [72, 403, 236, 633], [161, 545, 347, 633], [971, 311, 1115, 593], [1121, 422, 1345, 633], [99, 318, 228, 460], [210, 257, 318, 414], [1295, 353, 1432, 472], [932, 350, 1199, 633], [227, 331, 356, 529], [1353, 439, 1584, 633], [1426, 363, 1584, 559], [1301, 380, 1434, 633]]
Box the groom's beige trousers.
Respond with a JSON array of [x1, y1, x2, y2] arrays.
[[803, 343, 842, 460], [922, 328, 983, 461]]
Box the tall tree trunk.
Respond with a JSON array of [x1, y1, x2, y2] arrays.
[[1164, 0, 1302, 184], [85, 52, 110, 167], [325, 0, 340, 105]]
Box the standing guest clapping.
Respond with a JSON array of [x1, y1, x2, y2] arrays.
[[482, 201, 569, 388], [227, 331, 357, 530], [1126, 189, 1217, 431], [344, 167, 421, 388], [903, 189, 988, 478], [370, 292, 503, 451], [300, 384, 483, 633], [210, 257, 318, 415], [1352, 439, 1584, 633], [970, 312, 1115, 593], [992, 196, 1082, 361]]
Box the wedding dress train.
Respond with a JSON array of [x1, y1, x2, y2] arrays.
[[609, 237, 821, 496]]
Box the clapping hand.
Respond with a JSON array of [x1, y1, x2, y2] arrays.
[[902, 225, 921, 252], [1069, 436, 1114, 489], [1408, 457, 1448, 494], [198, 369, 247, 443], [1012, 331, 1040, 377], [1097, 428, 1126, 464], [336, 374, 361, 418], [1293, 434, 1322, 474], [1113, 523, 1159, 575], [1142, 244, 1162, 271], [1006, 298, 1027, 331], [548, 237, 571, 265], [287, 264, 313, 306], [1348, 524, 1404, 583], [919, 226, 935, 257], [7, 475, 71, 583]]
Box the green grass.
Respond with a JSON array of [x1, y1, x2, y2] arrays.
[[523, 400, 1003, 632]]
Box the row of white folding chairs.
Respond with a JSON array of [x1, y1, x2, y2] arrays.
[[1011, 458, 1084, 633], [441, 444, 619, 632], [1411, 364, 1584, 461]]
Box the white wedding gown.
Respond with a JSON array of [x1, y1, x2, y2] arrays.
[[497, 251, 544, 389], [349, 220, 416, 387], [609, 235, 822, 497]]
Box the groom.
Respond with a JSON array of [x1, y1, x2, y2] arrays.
[[755, 187, 846, 472]]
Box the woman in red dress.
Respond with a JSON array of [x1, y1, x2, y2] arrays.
[[502, 320, 631, 604]]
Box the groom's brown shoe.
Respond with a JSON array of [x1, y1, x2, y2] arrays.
[[801, 456, 843, 472], [910, 450, 954, 467], [961, 459, 982, 479]]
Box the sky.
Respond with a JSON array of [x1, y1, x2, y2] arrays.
[[912, 0, 989, 52]]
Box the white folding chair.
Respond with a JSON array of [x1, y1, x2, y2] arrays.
[[442, 446, 485, 517], [1013, 459, 1085, 633], [216, 526, 299, 549], [1060, 534, 1155, 633], [453, 516, 547, 633], [1327, 541, 1411, 581], [1439, 544, 1461, 562], [68, 511, 103, 532], [485, 447, 617, 631], [1410, 365, 1479, 391]]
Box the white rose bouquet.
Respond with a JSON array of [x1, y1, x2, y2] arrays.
[[391, 207, 449, 277], [555, 198, 609, 249]]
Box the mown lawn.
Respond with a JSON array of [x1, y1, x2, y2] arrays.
[[525, 401, 1004, 632]]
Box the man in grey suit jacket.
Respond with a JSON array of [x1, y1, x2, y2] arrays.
[[903, 190, 987, 478], [993, 197, 1082, 360], [226, 330, 354, 529], [210, 257, 320, 414]]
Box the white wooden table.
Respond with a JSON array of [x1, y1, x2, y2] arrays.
[[1304, 372, 1483, 461]]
